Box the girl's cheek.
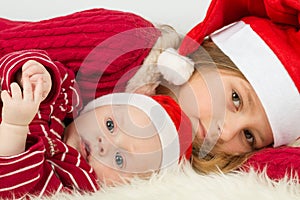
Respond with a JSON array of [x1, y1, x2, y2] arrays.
[[178, 88, 198, 117]]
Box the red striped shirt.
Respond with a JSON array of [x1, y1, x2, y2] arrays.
[[0, 50, 99, 199]]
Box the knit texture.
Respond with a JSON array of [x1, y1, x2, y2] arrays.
[[242, 146, 300, 180], [0, 8, 161, 104]]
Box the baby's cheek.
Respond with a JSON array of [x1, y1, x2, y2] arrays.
[[89, 157, 111, 181], [91, 158, 128, 186]]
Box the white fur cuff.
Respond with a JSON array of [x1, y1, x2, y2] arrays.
[[157, 48, 194, 85]]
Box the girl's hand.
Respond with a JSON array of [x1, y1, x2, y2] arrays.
[[1, 75, 43, 126], [19, 60, 52, 102]]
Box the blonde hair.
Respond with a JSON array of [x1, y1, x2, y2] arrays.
[[189, 39, 253, 174], [191, 135, 252, 174]]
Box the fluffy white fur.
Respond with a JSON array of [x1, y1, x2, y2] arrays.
[[125, 24, 182, 95], [157, 48, 194, 85], [35, 163, 300, 200]]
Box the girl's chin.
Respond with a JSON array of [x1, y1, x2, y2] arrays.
[[196, 120, 207, 139]]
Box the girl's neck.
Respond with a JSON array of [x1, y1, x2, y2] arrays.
[[156, 82, 197, 140]]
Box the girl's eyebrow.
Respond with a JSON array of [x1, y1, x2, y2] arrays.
[[252, 128, 266, 150], [240, 83, 254, 110], [246, 92, 254, 108], [242, 86, 267, 148]]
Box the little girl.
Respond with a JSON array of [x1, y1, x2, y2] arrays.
[[0, 50, 192, 199], [166, 0, 300, 174]]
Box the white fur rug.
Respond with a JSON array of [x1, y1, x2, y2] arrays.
[[35, 163, 300, 200]]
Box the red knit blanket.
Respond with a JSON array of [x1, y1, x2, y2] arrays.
[[0, 8, 160, 104], [241, 146, 300, 180]]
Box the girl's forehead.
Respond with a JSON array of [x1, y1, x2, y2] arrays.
[[195, 65, 245, 78]]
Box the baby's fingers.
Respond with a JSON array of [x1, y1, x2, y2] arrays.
[[23, 75, 43, 103], [22, 75, 34, 101], [22, 60, 44, 75], [1, 90, 11, 103], [10, 82, 22, 100], [32, 77, 44, 104]]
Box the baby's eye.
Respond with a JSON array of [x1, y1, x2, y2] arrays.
[[114, 152, 124, 168], [244, 129, 255, 146], [232, 91, 241, 108], [106, 118, 114, 133]]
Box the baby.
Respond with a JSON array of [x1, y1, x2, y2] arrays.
[[64, 92, 192, 186], [0, 50, 192, 199]]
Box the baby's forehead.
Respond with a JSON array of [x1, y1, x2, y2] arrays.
[[112, 104, 152, 126], [109, 104, 159, 139]]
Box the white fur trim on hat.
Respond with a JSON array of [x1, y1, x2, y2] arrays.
[[210, 21, 300, 147], [125, 24, 181, 94], [157, 48, 195, 85], [82, 93, 180, 169]]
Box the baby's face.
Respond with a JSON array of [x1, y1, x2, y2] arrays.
[[64, 104, 162, 186]]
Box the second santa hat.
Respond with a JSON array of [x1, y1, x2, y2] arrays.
[[81, 93, 193, 169], [158, 0, 300, 147]]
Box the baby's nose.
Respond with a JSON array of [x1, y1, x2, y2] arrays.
[[97, 137, 109, 156]]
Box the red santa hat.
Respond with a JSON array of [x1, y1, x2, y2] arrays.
[[158, 0, 300, 147], [81, 93, 193, 169]]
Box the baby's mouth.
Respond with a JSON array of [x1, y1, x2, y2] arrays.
[[80, 138, 91, 161], [85, 142, 91, 157]]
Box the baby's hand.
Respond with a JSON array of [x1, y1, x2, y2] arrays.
[[20, 60, 52, 101], [1, 75, 43, 126]]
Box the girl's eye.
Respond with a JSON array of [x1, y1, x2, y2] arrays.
[[244, 129, 255, 146], [232, 91, 241, 108], [106, 118, 114, 133], [114, 152, 124, 168]]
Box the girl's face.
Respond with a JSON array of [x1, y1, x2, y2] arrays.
[[64, 105, 162, 186], [177, 66, 273, 154]]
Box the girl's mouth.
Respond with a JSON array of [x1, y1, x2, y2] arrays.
[[196, 119, 207, 139]]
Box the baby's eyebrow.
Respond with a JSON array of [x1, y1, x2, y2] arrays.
[[113, 106, 125, 127]]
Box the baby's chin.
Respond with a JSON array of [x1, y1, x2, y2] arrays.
[[97, 173, 131, 188]]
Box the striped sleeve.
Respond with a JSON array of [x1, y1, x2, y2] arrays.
[[0, 135, 99, 199], [41, 137, 99, 194], [0, 135, 55, 199], [49, 61, 83, 124], [0, 50, 96, 198], [37, 61, 83, 139], [0, 49, 62, 105]]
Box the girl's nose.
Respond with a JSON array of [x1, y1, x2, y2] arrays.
[[218, 119, 237, 143]]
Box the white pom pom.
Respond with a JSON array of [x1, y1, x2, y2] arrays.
[[157, 48, 194, 85]]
